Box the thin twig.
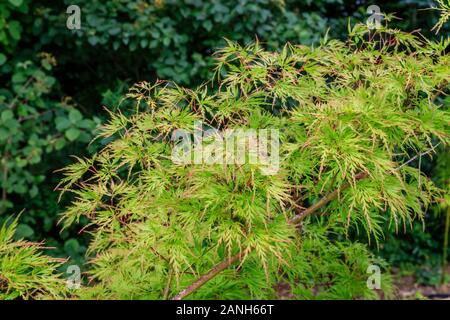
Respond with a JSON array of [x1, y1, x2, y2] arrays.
[[397, 142, 441, 170], [171, 171, 369, 300], [163, 269, 174, 300], [172, 252, 243, 300]]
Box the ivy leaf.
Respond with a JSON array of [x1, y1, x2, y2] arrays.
[[108, 27, 121, 36], [203, 20, 213, 32], [140, 39, 148, 48], [8, 20, 22, 41], [12, 71, 26, 84], [55, 116, 70, 131], [0, 128, 9, 141], [8, 0, 23, 7], [64, 238, 81, 255], [0, 53, 6, 66], [54, 138, 66, 150], [1, 109, 14, 122], [69, 109, 83, 123], [88, 36, 99, 46], [14, 223, 34, 240], [65, 128, 81, 141]]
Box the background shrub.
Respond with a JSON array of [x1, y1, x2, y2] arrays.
[[0, 0, 448, 294]]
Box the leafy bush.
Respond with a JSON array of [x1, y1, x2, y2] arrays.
[[0, 0, 28, 55], [36, 0, 332, 86], [0, 1, 449, 300], [0, 53, 99, 214], [378, 145, 450, 285], [0, 0, 335, 258], [53, 24, 449, 299], [0, 216, 66, 299]]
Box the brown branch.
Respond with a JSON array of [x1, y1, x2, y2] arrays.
[[171, 171, 369, 300], [289, 171, 369, 225], [163, 269, 174, 300], [172, 252, 243, 300]]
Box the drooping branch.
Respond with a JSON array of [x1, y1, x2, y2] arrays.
[[171, 171, 369, 300], [289, 171, 369, 224], [172, 252, 243, 300]]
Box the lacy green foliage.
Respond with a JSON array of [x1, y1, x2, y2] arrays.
[[190, 223, 394, 300], [377, 143, 450, 285], [75, 223, 392, 300], [174, 224, 393, 300], [57, 25, 449, 299], [1, 0, 336, 254], [2, 0, 446, 274], [287, 223, 393, 299], [432, 0, 450, 33], [0, 217, 66, 299]]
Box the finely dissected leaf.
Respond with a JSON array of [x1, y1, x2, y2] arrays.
[[57, 24, 449, 300], [0, 217, 66, 300]]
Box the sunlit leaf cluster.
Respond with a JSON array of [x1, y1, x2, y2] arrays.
[[12, 23, 450, 299]]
